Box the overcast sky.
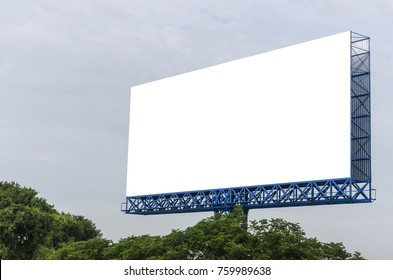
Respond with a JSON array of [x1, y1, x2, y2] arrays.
[[1, 0, 393, 259]]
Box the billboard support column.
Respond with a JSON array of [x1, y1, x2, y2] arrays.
[[350, 32, 371, 183]]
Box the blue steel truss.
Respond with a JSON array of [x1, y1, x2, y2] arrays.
[[122, 178, 374, 215], [122, 31, 374, 215], [351, 32, 371, 182]]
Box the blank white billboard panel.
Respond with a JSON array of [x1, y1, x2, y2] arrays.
[[127, 31, 351, 196]]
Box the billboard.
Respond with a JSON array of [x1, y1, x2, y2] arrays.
[[127, 31, 351, 197]]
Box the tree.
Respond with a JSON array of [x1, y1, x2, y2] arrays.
[[37, 238, 111, 260], [104, 207, 253, 260], [249, 217, 365, 260], [180, 207, 252, 260], [249, 218, 315, 259], [1, 182, 366, 260], [103, 206, 365, 260], [0, 181, 102, 259], [0, 182, 54, 259], [45, 213, 102, 249], [104, 235, 164, 260], [160, 229, 190, 259]]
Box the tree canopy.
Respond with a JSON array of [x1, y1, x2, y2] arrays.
[[0, 181, 365, 260], [0, 181, 101, 259]]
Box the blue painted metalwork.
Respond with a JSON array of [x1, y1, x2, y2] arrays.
[[351, 32, 371, 182], [121, 178, 374, 215], [122, 31, 374, 215], [122, 178, 375, 215]]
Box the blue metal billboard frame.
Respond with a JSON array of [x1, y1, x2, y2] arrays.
[[122, 31, 374, 215], [121, 178, 374, 215], [351, 32, 371, 182]]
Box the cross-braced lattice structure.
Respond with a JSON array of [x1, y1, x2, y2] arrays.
[[351, 32, 371, 182], [121, 178, 373, 215]]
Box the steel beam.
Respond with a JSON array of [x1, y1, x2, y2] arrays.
[[121, 178, 375, 215]]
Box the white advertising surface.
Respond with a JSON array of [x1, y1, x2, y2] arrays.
[[127, 31, 351, 196]]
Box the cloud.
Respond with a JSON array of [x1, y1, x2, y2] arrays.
[[1, 0, 393, 258]]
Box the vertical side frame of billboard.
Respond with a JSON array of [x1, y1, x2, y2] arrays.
[[122, 32, 375, 215], [350, 32, 374, 200]]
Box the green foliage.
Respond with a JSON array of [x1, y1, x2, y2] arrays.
[[0, 182, 54, 259], [180, 208, 251, 260], [321, 242, 352, 260], [103, 205, 365, 260], [249, 218, 316, 259], [105, 235, 165, 260], [46, 213, 102, 249], [1, 182, 366, 260], [160, 230, 189, 259], [36, 238, 111, 260], [248, 217, 367, 260], [0, 181, 101, 259], [350, 251, 366, 260]]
